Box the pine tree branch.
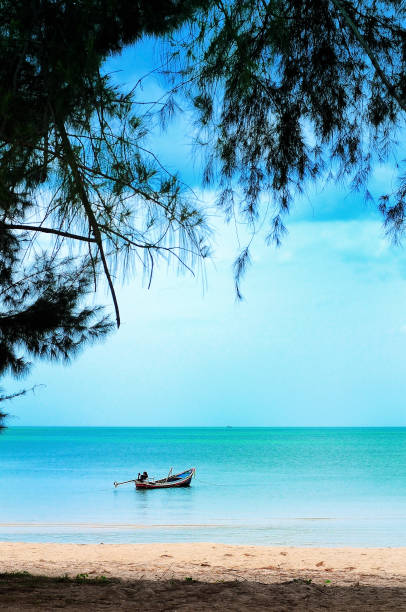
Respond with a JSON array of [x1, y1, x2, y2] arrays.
[[3, 223, 97, 243], [97, 224, 197, 276], [55, 117, 121, 328], [331, 0, 406, 113]]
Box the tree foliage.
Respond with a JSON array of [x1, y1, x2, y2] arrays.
[[0, 0, 210, 404], [171, 0, 406, 293]]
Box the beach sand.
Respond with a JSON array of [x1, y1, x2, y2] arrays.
[[1, 542, 406, 609]]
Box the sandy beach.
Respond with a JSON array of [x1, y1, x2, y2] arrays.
[[1, 542, 406, 609], [2, 542, 406, 585]]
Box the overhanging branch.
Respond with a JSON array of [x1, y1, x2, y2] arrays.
[[55, 117, 121, 328], [331, 0, 406, 113], [3, 223, 97, 243]]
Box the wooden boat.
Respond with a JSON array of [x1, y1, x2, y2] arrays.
[[136, 467, 195, 489], [114, 467, 195, 490]]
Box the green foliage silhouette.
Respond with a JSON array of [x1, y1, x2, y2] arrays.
[[0, 0, 211, 426]]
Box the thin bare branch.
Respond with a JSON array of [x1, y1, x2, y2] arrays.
[[55, 118, 121, 328], [3, 223, 97, 243]]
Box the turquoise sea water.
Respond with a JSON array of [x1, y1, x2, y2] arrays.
[[1, 427, 406, 546]]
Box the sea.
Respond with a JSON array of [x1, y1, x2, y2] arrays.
[[1, 427, 405, 547]]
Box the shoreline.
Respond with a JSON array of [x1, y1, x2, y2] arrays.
[[1, 542, 406, 587]]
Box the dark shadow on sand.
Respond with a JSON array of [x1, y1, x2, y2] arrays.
[[1, 572, 405, 610]]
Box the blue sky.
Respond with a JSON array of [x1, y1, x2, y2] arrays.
[[5, 39, 406, 426]]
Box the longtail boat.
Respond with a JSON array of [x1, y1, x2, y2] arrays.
[[114, 467, 195, 490]]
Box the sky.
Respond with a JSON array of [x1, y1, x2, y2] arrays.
[[5, 39, 406, 427]]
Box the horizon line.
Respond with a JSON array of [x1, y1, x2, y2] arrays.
[[5, 425, 406, 429]]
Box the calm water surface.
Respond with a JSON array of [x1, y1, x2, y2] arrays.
[[1, 427, 405, 546]]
